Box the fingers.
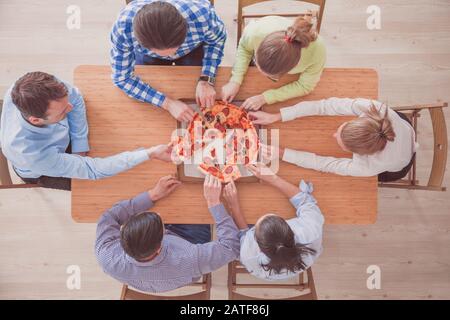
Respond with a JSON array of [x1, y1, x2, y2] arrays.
[[230, 179, 237, 192], [242, 98, 250, 110], [204, 174, 210, 187]]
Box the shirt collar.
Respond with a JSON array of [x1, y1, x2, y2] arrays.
[[125, 237, 168, 267]]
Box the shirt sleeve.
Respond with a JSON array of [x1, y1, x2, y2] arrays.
[[280, 97, 377, 122], [262, 42, 326, 104], [65, 83, 89, 153], [282, 148, 378, 177], [287, 180, 324, 244], [31, 148, 149, 180], [201, 4, 226, 78], [110, 18, 166, 107], [95, 192, 154, 265], [229, 28, 254, 85], [196, 204, 240, 274]]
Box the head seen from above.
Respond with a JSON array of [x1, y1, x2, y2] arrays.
[[133, 1, 187, 57], [120, 211, 164, 262], [334, 104, 396, 155], [11, 71, 71, 126], [255, 214, 316, 275], [255, 16, 317, 81]]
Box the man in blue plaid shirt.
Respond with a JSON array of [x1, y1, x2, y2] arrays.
[[110, 0, 227, 122]]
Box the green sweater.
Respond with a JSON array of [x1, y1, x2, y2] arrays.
[[230, 16, 327, 104]]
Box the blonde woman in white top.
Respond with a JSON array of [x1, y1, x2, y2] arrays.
[[249, 97, 417, 181]]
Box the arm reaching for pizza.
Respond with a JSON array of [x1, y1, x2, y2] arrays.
[[223, 180, 248, 229], [247, 163, 299, 199], [248, 111, 281, 125]]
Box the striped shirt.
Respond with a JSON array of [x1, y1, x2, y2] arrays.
[[110, 0, 226, 107], [95, 192, 240, 293]]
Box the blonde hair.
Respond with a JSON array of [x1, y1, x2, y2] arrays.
[[341, 103, 396, 155], [256, 16, 317, 77]]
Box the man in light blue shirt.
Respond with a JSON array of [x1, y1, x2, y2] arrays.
[[0, 71, 172, 190]]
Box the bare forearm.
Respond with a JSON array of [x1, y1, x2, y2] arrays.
[[268, 176, 299, 199], [229, 206, 248, 230]]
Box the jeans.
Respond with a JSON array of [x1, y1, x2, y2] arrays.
[[165, 224, 212, 244], [135, 45, 204, 66]]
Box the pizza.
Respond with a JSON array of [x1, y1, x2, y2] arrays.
[[173, 101, 259, 182]]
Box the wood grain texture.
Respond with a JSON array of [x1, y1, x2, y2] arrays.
[[72, 65, 378, 224]]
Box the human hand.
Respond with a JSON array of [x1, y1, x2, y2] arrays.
[[148, 175, 181, 202], [223, 180, 240, 213], [248, 111, 281, 125], [203, 174, 222, 208], [162, 97, 195, 122], [242, 94, 267, 111], [196, 81, 216, 108], [221, 81, 240, 103], [147, 144, 174, 162], [247, 163, 278, 184]]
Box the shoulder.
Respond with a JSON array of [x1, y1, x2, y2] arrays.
[[305, 35, 327, 57], [172, 0, 213, 21]]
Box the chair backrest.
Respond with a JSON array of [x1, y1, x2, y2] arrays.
[[237, 0, 326, 45], [380, 102, 448, 191], [227, 260, 317, 300], [120, 273, 212, 300], [0, 100, 13, 186]]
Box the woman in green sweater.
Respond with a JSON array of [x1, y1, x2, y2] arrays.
[[222, 15, 327, 110]]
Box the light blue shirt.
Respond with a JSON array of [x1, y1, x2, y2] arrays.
[[0, 81, 149, 179], [239, 180, 324, 281]]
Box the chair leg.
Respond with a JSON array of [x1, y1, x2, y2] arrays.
[[307, 268, 318, 300], [120, 285, 128, 300]]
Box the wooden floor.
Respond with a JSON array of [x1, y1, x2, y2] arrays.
[[0, 0, 449, 299]]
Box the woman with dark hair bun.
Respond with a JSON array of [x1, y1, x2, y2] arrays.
[[223, 164, 324, 280]]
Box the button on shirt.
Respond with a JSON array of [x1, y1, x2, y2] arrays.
[[239, 181, 324, 281], [110, 0, 227, 107], [0, 82, 149, 179], [95, 192, 240, 293]]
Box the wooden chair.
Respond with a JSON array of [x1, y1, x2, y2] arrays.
[[379, 102, 448, 191], [0, 100, 39, 189], [237, 0, 326, 45], [228, 260, 318, 300], [120, 273, 212, 300]]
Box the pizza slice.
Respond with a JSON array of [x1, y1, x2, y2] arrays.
[[222, 164, 241, 182]]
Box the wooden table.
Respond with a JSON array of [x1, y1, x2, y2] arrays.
[[72, 65, 378, 224]]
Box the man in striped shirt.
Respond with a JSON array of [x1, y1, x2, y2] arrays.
[[110, 0, 226, 122], [95, 175, 240, 293]]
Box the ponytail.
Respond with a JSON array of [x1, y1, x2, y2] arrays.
[[256, 16, 318, 77], [255, 215, 316, 275], [285, 16, 317, 48]]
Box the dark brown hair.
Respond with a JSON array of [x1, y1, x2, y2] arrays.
[[133, 1, 187, 50], [256, 16, 317, 77], [120, 211, 164, 262], [341, 103, 396, 155], [11, 71, 68, 119], [255, 215, 316, 275]]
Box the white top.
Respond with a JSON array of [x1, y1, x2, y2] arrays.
[[280, 98, 418, 177], [239, 181, 324, 281]]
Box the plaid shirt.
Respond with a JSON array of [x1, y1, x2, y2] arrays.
[[110, 0, 226, 107]]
